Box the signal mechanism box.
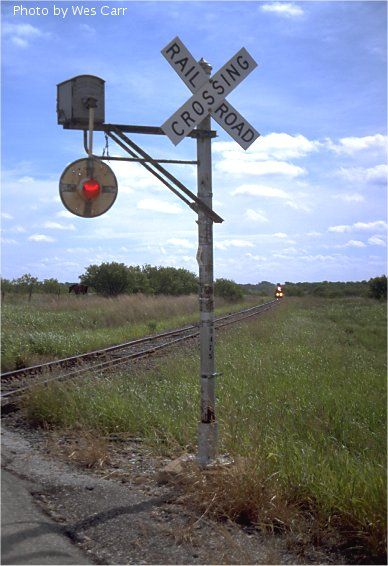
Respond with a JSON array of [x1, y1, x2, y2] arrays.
[[57, 75, 105, 127]]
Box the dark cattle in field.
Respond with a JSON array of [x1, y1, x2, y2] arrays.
[[69, 284, 88, 295]]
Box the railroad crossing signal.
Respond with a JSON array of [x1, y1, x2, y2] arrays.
[[161, 37, 260, 149], [56, 37, 261, 466], [59, 157, 118, 218]]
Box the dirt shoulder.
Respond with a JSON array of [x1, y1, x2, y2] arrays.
[[1, 414, 340, 565]]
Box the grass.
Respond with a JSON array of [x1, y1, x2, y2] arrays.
[[21, 297, 387, 561], [1, 293, 262, 371]]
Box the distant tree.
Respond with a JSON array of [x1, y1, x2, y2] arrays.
[[214, 278, 243, 302], [41, 278, 62, 295], [1, 278, 13, 300], [369, 275, 387, 300], [80, 262, 129, 296], [142, 265, 198, 295], [257, 281, 275, 295], [312, 283, 340, 298], [13, 273, 38, 301], [127, 266, 152, 294], [284, 282, 303, 296], [282, 280, 370, 298]]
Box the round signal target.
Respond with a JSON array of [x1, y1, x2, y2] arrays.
[[59, 157, 118, 218]]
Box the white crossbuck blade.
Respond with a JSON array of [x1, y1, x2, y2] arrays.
[[161, 37, 260, 150]]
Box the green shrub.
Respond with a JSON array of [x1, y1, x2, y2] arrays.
[[369, 275, 387, 300], [214, 278, 243, 302]]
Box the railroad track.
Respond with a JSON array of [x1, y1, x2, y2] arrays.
[[1, 300, 278, 402]]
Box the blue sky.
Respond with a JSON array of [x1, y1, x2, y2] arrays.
[[1, 0, 387, 284]]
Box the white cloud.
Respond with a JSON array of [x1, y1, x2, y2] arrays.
[[1, 213, 13, 220], [214, 133, 319, 161], [337, 164, 387, 184], [56, 210, 74, 219], [328, 134, 387, 154], [368, 235, 386, 247], [3, 23, 43, 38], [328, 225, 351, 233], [323, 240, 366, 248], [245, 252, 267, 261], [18, 176, 36, 183], [213, 134, 314, 180], [306, 231, 322, 237], [137, 198, 182, 214], [285, 200, 311, 212], [232, 184, 310, 214], [342, 240, 366, 248], [216, 159, 305, 177], [3, 23, 50, 48], [166, 238, 195, 249], [273, 232, 288, 239], [329, 220, 387, 233], [333, 193, 365, 203], [232, 184, 289, 199], [281, 247, 298, 254], [1, 238, 18, 244], [12, 37, 29, 48], [354, 220, 387, 231], [28, 234, 55, 243], [42, 221, 76, 231], [79, 23, 96, 36], [245, 209, 269, 223], [111, 162, 166, 194], [41, 195, 61, 204], [9, 225, 26, 233], [215, 239, 254, 250], [66, 247, 100, 254], [261, 2, 304, 17], [300, 254, 340, 263]]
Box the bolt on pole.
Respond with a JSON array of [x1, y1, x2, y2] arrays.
[[196, 58, 217, 466]]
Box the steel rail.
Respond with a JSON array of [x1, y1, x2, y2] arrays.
[[1, 325, 200, 382], [1, 300, 276, 383], [1, 300, 278, 400]]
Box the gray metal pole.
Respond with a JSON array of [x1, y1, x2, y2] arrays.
[[196, 59, 217, 466]]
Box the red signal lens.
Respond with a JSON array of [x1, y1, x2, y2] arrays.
[[82, 178, 100, 200]]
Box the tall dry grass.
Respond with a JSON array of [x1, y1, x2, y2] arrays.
[[1, 293, 260, 371], [23, 297, 387, 561], [5, 292, 200, 321]]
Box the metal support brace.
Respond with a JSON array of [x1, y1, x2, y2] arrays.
[[107, 130, 196, 210], [105, 128, 223, 223]]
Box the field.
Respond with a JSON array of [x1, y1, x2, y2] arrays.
[[6, 296, 387, 562], [1, 292, 261, 371]]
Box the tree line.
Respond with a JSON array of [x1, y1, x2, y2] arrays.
[[244, 277, 387, 301], [80, 263, 244, 300], [1, 265, 385, 301], [1, 263, 244, 301]]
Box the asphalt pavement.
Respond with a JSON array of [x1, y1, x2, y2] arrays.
[[1, 424, 318, 565], [1, 468, 91, 565]]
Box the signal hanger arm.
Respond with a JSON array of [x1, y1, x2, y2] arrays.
[[82, 130, 198, 165], [107, 128, 223, 224], [83, 97, 98, 157], [107, 130, 195, 211]]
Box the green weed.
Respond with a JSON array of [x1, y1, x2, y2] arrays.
[[1, 293, 262, 371], [22, 298, 387, 560]]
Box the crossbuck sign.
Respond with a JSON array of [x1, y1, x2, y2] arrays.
[[161, 37, 260, 149]]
